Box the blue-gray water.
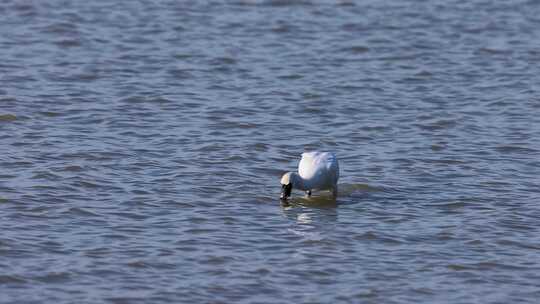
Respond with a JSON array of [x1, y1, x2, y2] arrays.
[[1, 1, 540, 303]]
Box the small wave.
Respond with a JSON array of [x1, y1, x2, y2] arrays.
[[494, 145, 538, 155], [0, 275, 27, 284], [340, 183, 394, 194], [61, 165, 84, 172], [415, 119, 457, 131], [353, 231, 402, 244], [64, 207, 100, 217], [0, 114, 17, 122], [341, 45, 370, 54], [126, 260, 151, 269], [447, 261, 529, 271], [263, 0, 313, 7], [33, 272, 71, 283]]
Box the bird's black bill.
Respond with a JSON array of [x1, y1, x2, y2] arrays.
[[280, 183, 292, 200]]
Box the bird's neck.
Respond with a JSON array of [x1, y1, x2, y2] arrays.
[[291, 172, 308, 191]]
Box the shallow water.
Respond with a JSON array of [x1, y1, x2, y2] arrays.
[[1, 0, 540, 303]]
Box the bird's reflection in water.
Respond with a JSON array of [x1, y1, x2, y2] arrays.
[[281, 194, 338, 245], [281, 195, 337, 209], [279, 183, 380, 231]]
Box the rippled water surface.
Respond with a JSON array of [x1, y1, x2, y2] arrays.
[[2, 0, 540, 303]]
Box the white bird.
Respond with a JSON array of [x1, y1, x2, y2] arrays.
[[280, 151, 339, 200]]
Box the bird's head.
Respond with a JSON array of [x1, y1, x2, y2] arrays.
[[280, 172, 293, 200]]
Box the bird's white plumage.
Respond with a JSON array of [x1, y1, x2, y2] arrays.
[[298, 151, 339, 192]]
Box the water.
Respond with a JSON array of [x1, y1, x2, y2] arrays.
[[1, 0, 540, 303]]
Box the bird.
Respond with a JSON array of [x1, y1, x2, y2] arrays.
[[280, 151, 339, 200]]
